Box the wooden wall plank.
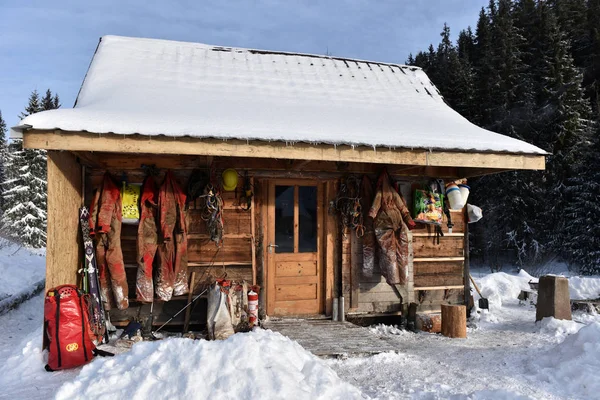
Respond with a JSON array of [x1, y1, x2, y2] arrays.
[[413, 236, 464, 258], [46, 151, 83, 292]]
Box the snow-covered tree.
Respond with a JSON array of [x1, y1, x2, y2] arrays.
[[2, 89, 59, 248], [0, 111, 7, 212]]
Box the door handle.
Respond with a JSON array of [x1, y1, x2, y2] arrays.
[[268, 243, 279, 253]]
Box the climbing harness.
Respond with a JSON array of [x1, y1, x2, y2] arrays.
[[335, 175, 365, 237]]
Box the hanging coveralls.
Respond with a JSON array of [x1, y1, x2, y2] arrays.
[[135, 176, 158, 303], [155, 171, 189, 301], [368, 170, 415, 286], [89, 173, 129, 310]]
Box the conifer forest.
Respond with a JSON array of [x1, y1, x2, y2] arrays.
[[408, 0, 600, 274]]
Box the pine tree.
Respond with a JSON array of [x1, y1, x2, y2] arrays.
[[0, 111, 7, 212], [2, 89, 58, 247], [563, 115, 600, 274]]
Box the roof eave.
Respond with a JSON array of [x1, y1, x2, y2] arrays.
[[20, 129, 546, 174]]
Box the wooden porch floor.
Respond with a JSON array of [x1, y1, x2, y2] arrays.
[[262, 318, 398, 358]]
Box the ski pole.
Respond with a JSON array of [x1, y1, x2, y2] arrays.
[[154, 288, 209, 334]]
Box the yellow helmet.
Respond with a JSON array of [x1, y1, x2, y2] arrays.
[[222, 168, 238, 191]]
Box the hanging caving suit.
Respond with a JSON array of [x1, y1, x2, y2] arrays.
[[89, 173, 129, 310], [155, 171, 189, 301], [361, 175, 377, 278], [135, 176, 158, 303], [368, 170, 415, 286]]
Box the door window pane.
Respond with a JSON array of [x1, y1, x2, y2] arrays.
[[298, 186, 317, 253], [275, 186, 294, 253]]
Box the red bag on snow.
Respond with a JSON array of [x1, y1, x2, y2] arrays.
[[44, 285, 96, 371]]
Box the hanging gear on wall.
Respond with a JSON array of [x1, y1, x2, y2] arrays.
[[200, 183, 224, 246], [335, 175, 364, 237], [221, 168, 238, 192], [360, 175, 377, 278], [89, 173, 129, 310], [155, 171, 190, 301], [369, 169, 415, 286], [186, 169, 209, 209], [239, 171, 253, 211]]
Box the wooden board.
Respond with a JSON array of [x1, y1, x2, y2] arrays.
[[45, 151, 83, 292], [24, 130, 546, 171], [276, 260, 317, 277], [413, 236, 464, 258]]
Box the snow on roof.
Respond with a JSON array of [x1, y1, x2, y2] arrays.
[[16, 35, 545, 155]]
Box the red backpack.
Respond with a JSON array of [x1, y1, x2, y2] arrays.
[[44, 285, 98, 371]]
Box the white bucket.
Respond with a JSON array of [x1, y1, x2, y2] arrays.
[[446, 185, 463, 210], [458, 184, 470, 207]]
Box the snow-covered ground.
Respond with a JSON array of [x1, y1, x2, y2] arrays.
[[0, 257, 599, 399], [0, 240, 45, 315]]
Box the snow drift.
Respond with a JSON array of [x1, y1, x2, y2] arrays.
[[569, 276, 600, 300], [532, 322, 600, 398], [55, 329, 362, 400]]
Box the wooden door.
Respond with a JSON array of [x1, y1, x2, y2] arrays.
[[267, 180, 323, 316]]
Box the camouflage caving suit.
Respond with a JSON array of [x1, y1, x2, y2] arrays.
[[89, 173, 129, 310], [155, 171, 189, 301], [135, 176, 158, 303], [368, 170, 415, 286]]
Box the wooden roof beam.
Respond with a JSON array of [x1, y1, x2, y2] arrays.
[[23, 129, 545, 172]]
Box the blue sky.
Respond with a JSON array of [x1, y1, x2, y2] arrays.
[[0, 0, 488, 129]]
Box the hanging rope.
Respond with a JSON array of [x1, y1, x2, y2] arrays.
[[335, 175, 364, 237], [199, 183, 224, 247]]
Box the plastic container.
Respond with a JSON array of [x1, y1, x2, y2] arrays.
[[445, 184, 463, 210], [248, 291, 258, 327], [458, 184, 470, 207]]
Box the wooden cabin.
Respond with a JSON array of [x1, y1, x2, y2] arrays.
[[13, 36, 546, 329]]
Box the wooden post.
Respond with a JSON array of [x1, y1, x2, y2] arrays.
[[441, 304, 467, 338], [46, 151, 83, 292]]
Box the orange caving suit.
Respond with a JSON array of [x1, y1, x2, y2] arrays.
[[89, 173, 129, 310], [155, 171, 189, 301], [135, 176, 158, 303], [368, 170, 415, 286]]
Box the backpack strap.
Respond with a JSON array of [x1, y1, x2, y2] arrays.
[[92, 348, 115, 357]]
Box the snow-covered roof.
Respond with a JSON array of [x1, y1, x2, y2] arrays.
[[15, 35, 545, 155]]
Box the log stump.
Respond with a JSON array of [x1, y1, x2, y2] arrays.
[[441, 304, 466, 338]]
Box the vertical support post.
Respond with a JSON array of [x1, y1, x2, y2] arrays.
[[324, 180, 337, 316], [46, 151, 83, 292], [250, 177, 257, 285], [463, 207, 471, 312]]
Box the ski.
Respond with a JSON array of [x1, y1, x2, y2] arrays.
[[79, 206, 109, 344]]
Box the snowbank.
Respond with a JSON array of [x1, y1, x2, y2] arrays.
[[535, 317, 581, 341], [569, 276, 600, 300], [55, 329, 362, 400], [477, 270, 534, 307], [532, 322, 600, 398], [0, 242, 45, 313]]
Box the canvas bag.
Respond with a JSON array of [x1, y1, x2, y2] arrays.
[[44, 285, 96, 371], [413, 180, 444, 225]]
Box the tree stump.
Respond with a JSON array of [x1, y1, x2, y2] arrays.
[[441, 304, 466, 338]]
